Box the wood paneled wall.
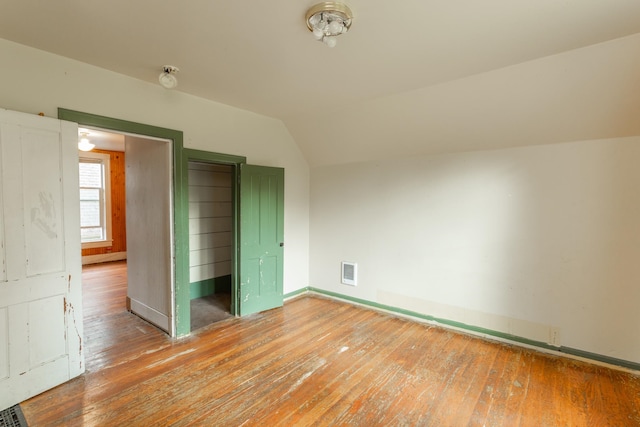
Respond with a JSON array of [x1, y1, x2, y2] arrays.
[[188, 162, 233, 285], [81, 149, 126, 257]]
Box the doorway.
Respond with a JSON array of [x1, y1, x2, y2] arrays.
[[188, 161, 234, 330], [61, 108, 285, 338], [78, 128, 174, 331], [182, 150, 246, 333], [59, 108, 185, 337]]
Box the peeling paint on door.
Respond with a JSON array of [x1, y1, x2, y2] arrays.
[[64, 297, 83, 365], [30, 191, 57, 238]]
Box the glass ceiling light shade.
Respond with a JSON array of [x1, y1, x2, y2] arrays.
[[306, 2, 353, 47], [159, 65, 179, 89], [78, 132, 95, 151]]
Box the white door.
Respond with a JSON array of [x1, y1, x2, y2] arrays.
[[125, 135, 174, 334], [0, 109, 83, 409]]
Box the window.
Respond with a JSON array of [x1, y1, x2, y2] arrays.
[[79, 152, 112, 248]]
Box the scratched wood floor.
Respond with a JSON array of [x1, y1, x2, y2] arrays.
[[21, 261, 640, 426]]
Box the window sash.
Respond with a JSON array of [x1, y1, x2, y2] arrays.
[[79, 153, 111, 247]]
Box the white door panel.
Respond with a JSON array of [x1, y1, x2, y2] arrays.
[[0, 109, 83, 410], [0, 274, 67, 308], [22, 127, 66, 276]]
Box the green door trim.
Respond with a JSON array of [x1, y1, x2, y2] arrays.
[[182, 149, 246, 325], [57, 108, 187, 337]]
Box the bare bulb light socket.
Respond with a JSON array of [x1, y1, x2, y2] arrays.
[[78, 132, 95, 151], [159, 65, 180, 89]]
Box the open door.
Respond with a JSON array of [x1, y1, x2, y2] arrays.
[[0, 109, 83, 409], [125, 135, 173, 333], [238, 164, 284, 316]]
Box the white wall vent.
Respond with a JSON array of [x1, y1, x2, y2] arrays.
[[341, 262, 357, 286]]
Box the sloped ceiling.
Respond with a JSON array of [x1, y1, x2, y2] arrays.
[[1, 0, 640, 166]]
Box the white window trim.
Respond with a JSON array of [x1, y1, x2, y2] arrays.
[[80, 152, 113, 249]]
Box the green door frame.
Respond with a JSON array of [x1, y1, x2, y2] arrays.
[[181, 149, 246, 332], [57, 108, 187, 336]]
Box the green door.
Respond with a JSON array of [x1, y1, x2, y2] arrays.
[[239, 164, 284, 316]]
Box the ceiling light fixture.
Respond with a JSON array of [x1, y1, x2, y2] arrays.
[[306, 2, 353, 48], [78, 132, 95, 152], [159, 65, 179, 89]]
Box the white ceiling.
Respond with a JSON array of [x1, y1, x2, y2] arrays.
[[79, 128, 125, 152], [2, 1, 640, 166]]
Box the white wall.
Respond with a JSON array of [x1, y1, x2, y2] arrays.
[[0, 38, 310, 295], [310, 137, 640, 363]]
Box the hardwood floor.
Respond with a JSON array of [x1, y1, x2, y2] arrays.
[[21, 261, 640, 426]]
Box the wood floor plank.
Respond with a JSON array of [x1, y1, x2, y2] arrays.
[[277, 316, 421, 426], [20, 261, 640, 426]]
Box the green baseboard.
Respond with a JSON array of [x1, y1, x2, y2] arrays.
[[190, 275, 232, 300], [559, 346, 640, 371], [283, 287, 309, 300], [291, 287, 640, 372]]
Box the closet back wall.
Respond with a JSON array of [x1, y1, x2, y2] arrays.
[[188, 162, 233, 298]]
